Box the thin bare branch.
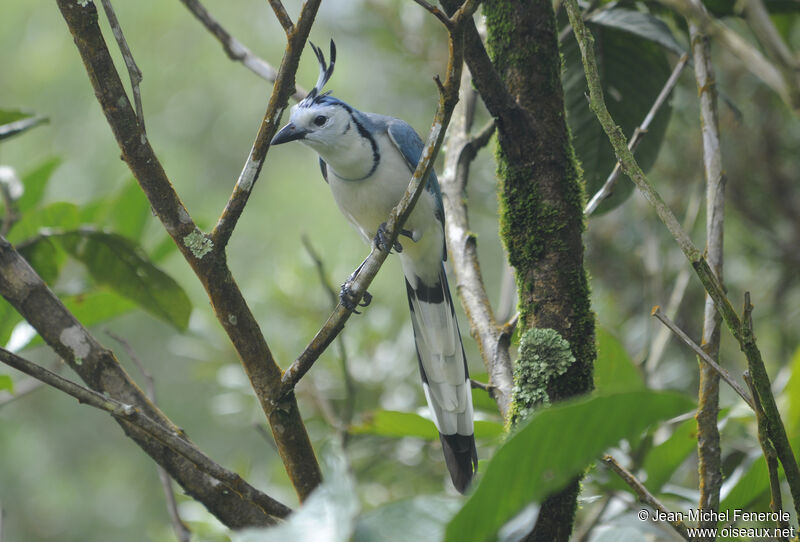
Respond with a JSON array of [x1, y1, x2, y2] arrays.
[[211, 1, 321, 249], [106, 331, 190, 542], [744, 372, 792, 538], [412, 0, 453, 28], [179, 0, 306, 101], [658, 0, 798, 112], [280, 5, 481, 395], [268, 0, 294, 34], [99, 0, 146, 140], [0, 346, 291, 520], [651, 307, 753, 409], [585, 53, 689, 215], [603, 456, 691, 541], [689, 19, 725, 533]]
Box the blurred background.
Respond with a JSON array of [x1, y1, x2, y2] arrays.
[[1, 1, 798, 540]]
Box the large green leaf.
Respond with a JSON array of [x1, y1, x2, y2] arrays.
[[445, 391, 695, 542], [351, 410, 504, 441], [0, 109, 48, 142], [720, 456, 770, 511], [594, 328, 644, 394], [563, 8, 675, 214], [17, 157, 60, 213], [53, 230, 191, 330], [0, 302, 22, 348], [83, 178, 151, 241]]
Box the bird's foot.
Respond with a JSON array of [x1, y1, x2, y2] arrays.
[[339, 281, 372, 314], [374, 222, 403, 253]]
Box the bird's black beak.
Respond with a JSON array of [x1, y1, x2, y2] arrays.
[[271, 122, 306, 145]]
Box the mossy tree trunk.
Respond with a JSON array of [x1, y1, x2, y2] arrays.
[[477, 1, 596, 539]]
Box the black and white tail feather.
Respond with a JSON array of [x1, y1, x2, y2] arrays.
[[404, 261, 478, 493]]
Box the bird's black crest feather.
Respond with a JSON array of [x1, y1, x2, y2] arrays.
[[302, 39, 336, 107]]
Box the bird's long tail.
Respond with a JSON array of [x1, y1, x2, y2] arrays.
[[403, 262, 477, 493]]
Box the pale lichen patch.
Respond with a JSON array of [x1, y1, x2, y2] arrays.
[[60, 325, 91, 361], [183, 230, 213, 259]]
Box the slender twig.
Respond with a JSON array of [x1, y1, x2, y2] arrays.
[[268, 0, 294, 34], [646, 185, 702, 375], [106, 331, 191, 542], [564, 0, 800, 516], [585, 53, 689, 215], [279, 2, 483, 396], [412, 0, 453, 28], [440, 67, 511, 417], [657, 0, 796, 112], [0, 347, 291, 520], [652, 307, 753, 409], [210, 1, 322, 249], [301, 235, 356, 438], [690, 19, 725, 532], [738, 0, 800, 110], [602, 456, 691, 541], [99, 0, 146, 140], [743, 372, 791, 538], [178, 0, 306, 101]]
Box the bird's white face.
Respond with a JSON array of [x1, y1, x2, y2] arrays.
[[275, 103, 353, 152]]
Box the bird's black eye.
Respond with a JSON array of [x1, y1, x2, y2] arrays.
[[314, 115, 327, 127]]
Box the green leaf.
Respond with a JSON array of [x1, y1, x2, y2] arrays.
[[18, 237, 66, 285], [17, 157, 60, 213], [108, 179, 151, 240], [351, 410, 504, 441], [641, 416, 697, 493], [7, 202, 80, 244], [54, 230, 191, 330], [721, 456, 769, 511], [0, 374, 13, 393], [594, 328, 644, 394], [563, 10, 674, 214], [354, 495, 461, 542], [588, 8, 685, 56], [445, 391, 695, 542], [0, 109, 48, 142]]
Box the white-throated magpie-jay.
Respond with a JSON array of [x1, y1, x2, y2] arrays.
[[271, 41, 477, 493]]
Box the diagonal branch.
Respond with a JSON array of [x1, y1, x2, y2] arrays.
[[268, 0, 294, 34], [585, 53, 689, 216], [210, 1, 321, 249], [178, 0, 306, 100], [99, 0, 146, 139], [280, 0, 484, 395], [603, 456, 691, 541], [56, 0, 322, 503], [0, 346, 291, 520], [564, 0, 800, 518]]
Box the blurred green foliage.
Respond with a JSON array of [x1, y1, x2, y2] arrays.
[[1, 0, 799, 541]]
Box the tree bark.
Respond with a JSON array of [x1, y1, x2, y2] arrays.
[[448, 1, 596, 539]]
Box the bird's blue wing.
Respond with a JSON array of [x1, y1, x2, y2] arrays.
[[386, 119, 446, 256]]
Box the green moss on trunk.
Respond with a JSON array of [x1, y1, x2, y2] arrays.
[[483, 0, 596, 540]]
